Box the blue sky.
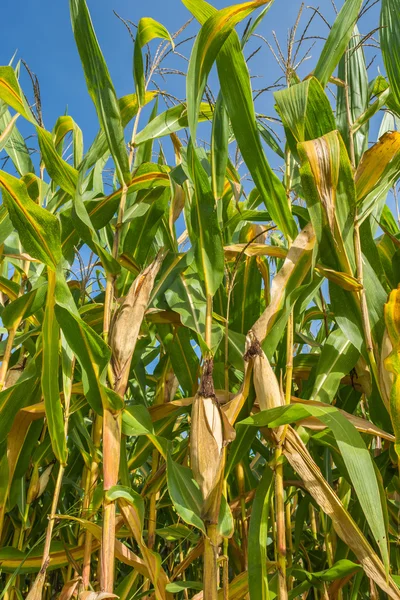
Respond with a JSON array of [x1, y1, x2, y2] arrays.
[[0, 0, 383, 164]]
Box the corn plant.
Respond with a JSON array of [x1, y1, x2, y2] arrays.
[[1, 0, 400, 599]]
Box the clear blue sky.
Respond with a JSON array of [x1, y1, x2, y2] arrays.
[[0, 0, 383, 167]]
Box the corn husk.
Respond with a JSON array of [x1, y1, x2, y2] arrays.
[[190, 359, 235, 521], [245, 332, 285, 443], [110, 254, 163, 397]]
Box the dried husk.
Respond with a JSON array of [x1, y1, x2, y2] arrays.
[[251, 222, 315, 344], [190, 359, 235, 522], [110, 254, 163, 397], [245, 332, 285, 443], [353, 355, 372, 398]]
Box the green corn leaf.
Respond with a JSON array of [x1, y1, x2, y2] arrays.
[[187, 142, 224, 298], [157, 325, 199, 396], [307, 328, 359, 404], [274, 77, 336, 157], [0, 104, 35, 176], [313, 0, 363, 88], [0, 361, 38, 444], [55, 305, 109, 414], [37, 127, 78, 196], [211, 92, 229, 199], [135, 102, 214, 145], [0, 66, 36, 123], [106, 485, 145, 527], [166, 582, 203, 593], [2, 284, 46, 330], [133, 97, 159, 167], [81, 91, 157, 176], [183, 0, 297, 241], [41, 271, 67, 465], [186, 0, 270, 140], [166, 453, 206, 534], [248, 464, 274, 600], [336, 25, 368, 164], [69, 0, 130, 184], [381, 0, 400, 110], [134, 18, 173, 107], [0, 170, 61, 269], [53, 115, 83, 169], [54, 274, 110, 414]]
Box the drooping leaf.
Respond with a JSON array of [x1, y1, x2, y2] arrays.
[[37, 127, 78, 196], [166, 453, 206, 534], [133, 18, 173, 107], [134, 102, 214, 145], [0, 170, 61, 269], [0, 66, 36, 123], [274, 77, 336, 156]]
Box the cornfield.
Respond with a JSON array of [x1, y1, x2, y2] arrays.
[[2, 0, 400, 598]]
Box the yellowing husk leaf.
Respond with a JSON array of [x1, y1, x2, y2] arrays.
[[383, 286, 400, 457], [355, 131, 400, 201], [79, 593, 118, 600], [298, 132, 340, 233], [25, 567, 48, 600], [251, 222, 315, 343], [380, 328, 393, 410], [58, 577, 82, 600]]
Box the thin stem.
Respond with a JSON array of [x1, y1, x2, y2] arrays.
[[353, 220, 381, 388], [205, 294, 213, 351], [236, 462, 248, 568], [100, 409, 122, 592], [285, 499, 293, 590], [204, 523, 219, 600], [82, 414, 103, 588], [147, 449, 159, 550], [129, 107, 143, 167], [275, 446, 288, 600], [285, 311, 293, 406], [0, 328, 17, 391], [344, 56, 356, 168]]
